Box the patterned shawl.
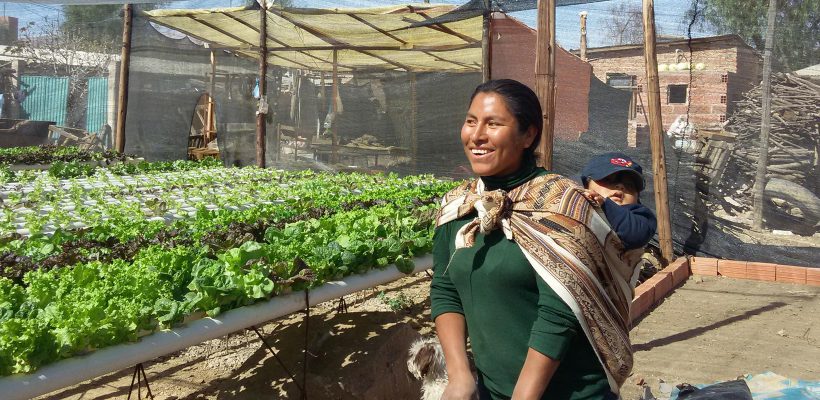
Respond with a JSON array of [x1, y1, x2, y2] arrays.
[[435, 174, 639, 394]]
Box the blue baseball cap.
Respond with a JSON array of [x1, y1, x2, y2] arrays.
[[581, 152, 645, 191]]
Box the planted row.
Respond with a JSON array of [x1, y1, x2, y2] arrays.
[[0, 199, 441, 375], [0, 171, 452, 281]]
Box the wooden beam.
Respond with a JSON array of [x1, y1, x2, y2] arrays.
[[222, 11, 357, 71], [188, 15, 256, 49], [534, 0, 556, 169], [115, 3, 133, 154], [642, 0, 673, 264], [256, 5, 268, 168], [752, 0, 778, 230], [415, 12, 478, 44], [267, 8, 412, 71]]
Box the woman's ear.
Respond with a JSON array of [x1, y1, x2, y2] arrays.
[[523, 125, 538, 149]]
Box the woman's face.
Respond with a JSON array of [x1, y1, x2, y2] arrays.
[[461, 92, 537, 177]]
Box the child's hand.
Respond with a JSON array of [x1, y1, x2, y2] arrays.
[[582, 189, 605, 206]]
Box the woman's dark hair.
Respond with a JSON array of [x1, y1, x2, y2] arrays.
[[469, 79, 543, 160]]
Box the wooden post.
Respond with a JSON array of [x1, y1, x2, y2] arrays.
[[579, 11, 588, 61], [752, 0, 778, 230], [331, 49, 339, 164], [256, 3, 268, 168], [115, 4, 133, 153], [207, 49, 216, 143], [642, 0, 674, 265], [410, 73, 418, 174], [535, 0, 556, 169], [481, 0, 491, 82]]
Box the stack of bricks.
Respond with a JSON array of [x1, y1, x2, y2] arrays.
[[690, 257, 819, 286]]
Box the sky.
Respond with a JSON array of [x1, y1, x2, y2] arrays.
[[1, 0, 715, 49]]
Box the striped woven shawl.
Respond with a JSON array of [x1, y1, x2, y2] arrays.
[[435, 174, 639, 394]]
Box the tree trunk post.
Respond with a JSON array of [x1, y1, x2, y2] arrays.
[[256, 3, 268, 168], [115, 3, 133, 153], [481, 0, 492, 82], [752, 0, 778, 230], [642, 0, 674, 265], [535, 0, 556, 169], [331, 49, 339, 164], [579, 11, 588, 61]]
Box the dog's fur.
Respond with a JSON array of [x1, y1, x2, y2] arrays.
[[407, 336, 448, 400]]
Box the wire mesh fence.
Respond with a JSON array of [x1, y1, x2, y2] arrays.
[[0, 0, 816, 265]]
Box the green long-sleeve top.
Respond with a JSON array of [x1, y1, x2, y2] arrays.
[[430, 163, 611, 400]]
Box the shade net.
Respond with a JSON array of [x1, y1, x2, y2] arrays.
[[1, 0, 816, 266]]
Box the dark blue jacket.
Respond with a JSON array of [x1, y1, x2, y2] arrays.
[[601, 199, 657, 250]]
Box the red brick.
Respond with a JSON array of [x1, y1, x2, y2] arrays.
[[644, 271, 674, 303], [806, 268, 820, 287], [746, 262, 776, 282], [718, 259, 748, 279], [776, 265, 807, 285], [665, 257, 691, 287], [690, 257, 718, 276], [630, 286, 654, 323]]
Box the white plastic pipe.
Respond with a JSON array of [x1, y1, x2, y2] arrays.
[[0, 255, 433, 400]]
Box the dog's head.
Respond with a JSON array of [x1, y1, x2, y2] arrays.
[[407, 336, 447, 381]]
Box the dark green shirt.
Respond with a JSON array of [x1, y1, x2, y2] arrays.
[[430, 162, 611, 400]]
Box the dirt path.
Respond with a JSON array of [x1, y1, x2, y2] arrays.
[[38, 273, 820, 400]]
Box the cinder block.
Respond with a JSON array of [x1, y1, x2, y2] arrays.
[[746, 262, 776, 282], [806, 268, 820, 287], [718, 259, 748, 279], [690, 257, 718, 276], [665, 257, 691, 287], [776, 265, 807, 285]]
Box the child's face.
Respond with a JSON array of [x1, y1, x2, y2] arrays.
[[587, 171, 639, 205]]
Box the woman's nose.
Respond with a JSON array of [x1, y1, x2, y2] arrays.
[[470, 122, 487, 142]]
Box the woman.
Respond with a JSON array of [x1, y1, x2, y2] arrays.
[[431, 79, 636, 400]]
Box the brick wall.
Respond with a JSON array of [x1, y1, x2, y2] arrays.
[[587, 40, 760, 134], [491, 15, 591, 140]]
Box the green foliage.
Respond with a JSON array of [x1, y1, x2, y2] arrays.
[[694, 0, 819, 71], [377, 290, 413, 312], [0, 169, 456, 375]]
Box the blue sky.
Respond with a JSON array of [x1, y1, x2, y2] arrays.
[[1, 0, 714, 49]]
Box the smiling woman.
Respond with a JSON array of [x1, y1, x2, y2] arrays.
[[431, 79, 639, 400]]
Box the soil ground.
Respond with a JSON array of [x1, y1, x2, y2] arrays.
[[37, 272, 820, 400]]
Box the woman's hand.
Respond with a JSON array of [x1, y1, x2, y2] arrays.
[[442, 372, 477, 400]]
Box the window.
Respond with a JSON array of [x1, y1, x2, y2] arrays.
[[637, 84, 643, 92], [606, 73, 635, 89], [667, 84, 688, 104], [719, 115, 727, 123], [720, 95, 727, 104], [721, 74, 728, 83], [636, 105, 643, 113]]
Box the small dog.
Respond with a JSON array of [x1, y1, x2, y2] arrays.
[[407, 336, 448, 400]]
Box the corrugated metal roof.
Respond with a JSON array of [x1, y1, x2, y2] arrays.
[[144, 5, 483, 72]]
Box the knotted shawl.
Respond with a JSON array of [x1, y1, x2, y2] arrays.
[[435, 174, 639, 394]]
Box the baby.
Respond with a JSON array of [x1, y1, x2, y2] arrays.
[[580, 152, 657, 250]]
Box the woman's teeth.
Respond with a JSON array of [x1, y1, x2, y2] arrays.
[[472, 149, 491, 155]]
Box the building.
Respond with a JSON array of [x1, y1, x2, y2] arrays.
[[577, 35, 761, 147], [491, 13, 593, 141]]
